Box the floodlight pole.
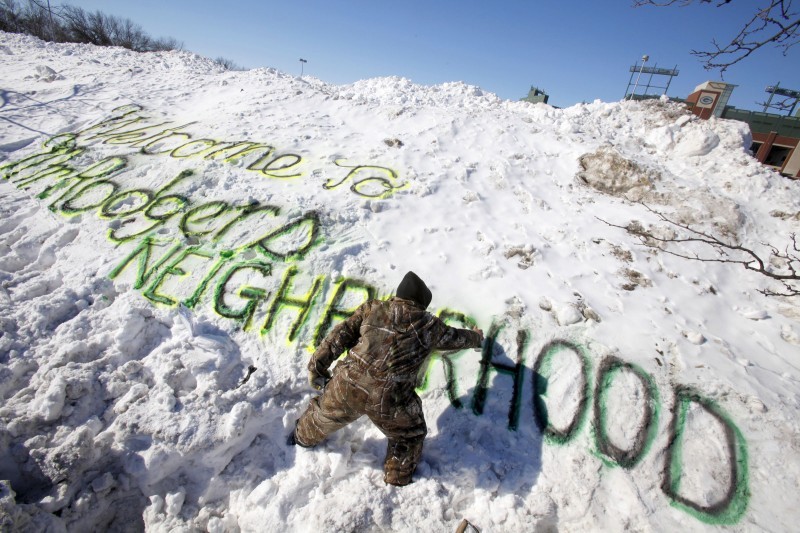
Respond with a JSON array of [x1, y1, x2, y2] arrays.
[[299, 58, 307, 77], [763, 81, 779, 112], [630, 54, 649, 100]]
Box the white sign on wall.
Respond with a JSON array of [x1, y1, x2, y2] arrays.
[[696, 91, 718, 109]]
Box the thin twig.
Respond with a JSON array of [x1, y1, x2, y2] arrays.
[[597, 202, 800, 296]]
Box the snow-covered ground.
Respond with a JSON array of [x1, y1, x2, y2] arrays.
[[1, 31, 799, 532]]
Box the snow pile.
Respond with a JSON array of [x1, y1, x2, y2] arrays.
[[1, 31, 800, 532]]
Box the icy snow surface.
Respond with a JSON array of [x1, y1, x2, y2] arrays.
[[1, 31, 800, 532]]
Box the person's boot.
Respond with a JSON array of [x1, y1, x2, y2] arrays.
[[287, 420, 301, 446], [287, 420, 314, 448], [383, 436, 422, 486], [384, 469, 412, 486]]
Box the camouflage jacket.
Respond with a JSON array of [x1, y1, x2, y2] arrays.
[[309, 297, 482, 385]]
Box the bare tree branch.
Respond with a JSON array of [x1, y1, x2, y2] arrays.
[[598, 202, 800, 296], [756, 94, 800, 114], [0, 1, 183, 52], [214, 57, 245, 71], [634, 0, 799, 72]]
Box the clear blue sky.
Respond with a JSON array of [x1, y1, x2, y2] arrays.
[[52, 1, 799, 111]]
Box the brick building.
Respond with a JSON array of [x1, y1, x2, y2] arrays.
[[686, 81, 800, 178]]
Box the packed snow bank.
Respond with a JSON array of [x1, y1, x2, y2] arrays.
[[1, 31, 800, 532]]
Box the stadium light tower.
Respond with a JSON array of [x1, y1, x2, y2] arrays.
[[763, 82, 800, 116], [299, 58, 307, 77]]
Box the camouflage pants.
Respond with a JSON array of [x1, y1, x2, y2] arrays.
[[295, 362, 427, 486]]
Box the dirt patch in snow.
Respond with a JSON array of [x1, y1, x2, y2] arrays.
[[576, 146, 657, 198]]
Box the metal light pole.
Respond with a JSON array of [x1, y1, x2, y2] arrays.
[[299, 58, 307, 77], [763, 81, 779, 112], [630, 54, 649, 100]]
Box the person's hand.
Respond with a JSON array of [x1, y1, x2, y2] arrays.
[[472, 326, 484, 351], [308, 368, 331, 390]]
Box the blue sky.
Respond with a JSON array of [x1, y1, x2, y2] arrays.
[[52, 1, 799, 111]]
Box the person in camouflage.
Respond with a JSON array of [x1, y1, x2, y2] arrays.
[[291, 271, 483, 486]]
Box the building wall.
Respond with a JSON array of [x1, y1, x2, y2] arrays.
[[751, 132, 799, 177], [782, 141, 800, 177], [686, 82, 800, 178], [521, 87, 549, 105], [686, 82, 735, 120], [686, 90, 717, 120]]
